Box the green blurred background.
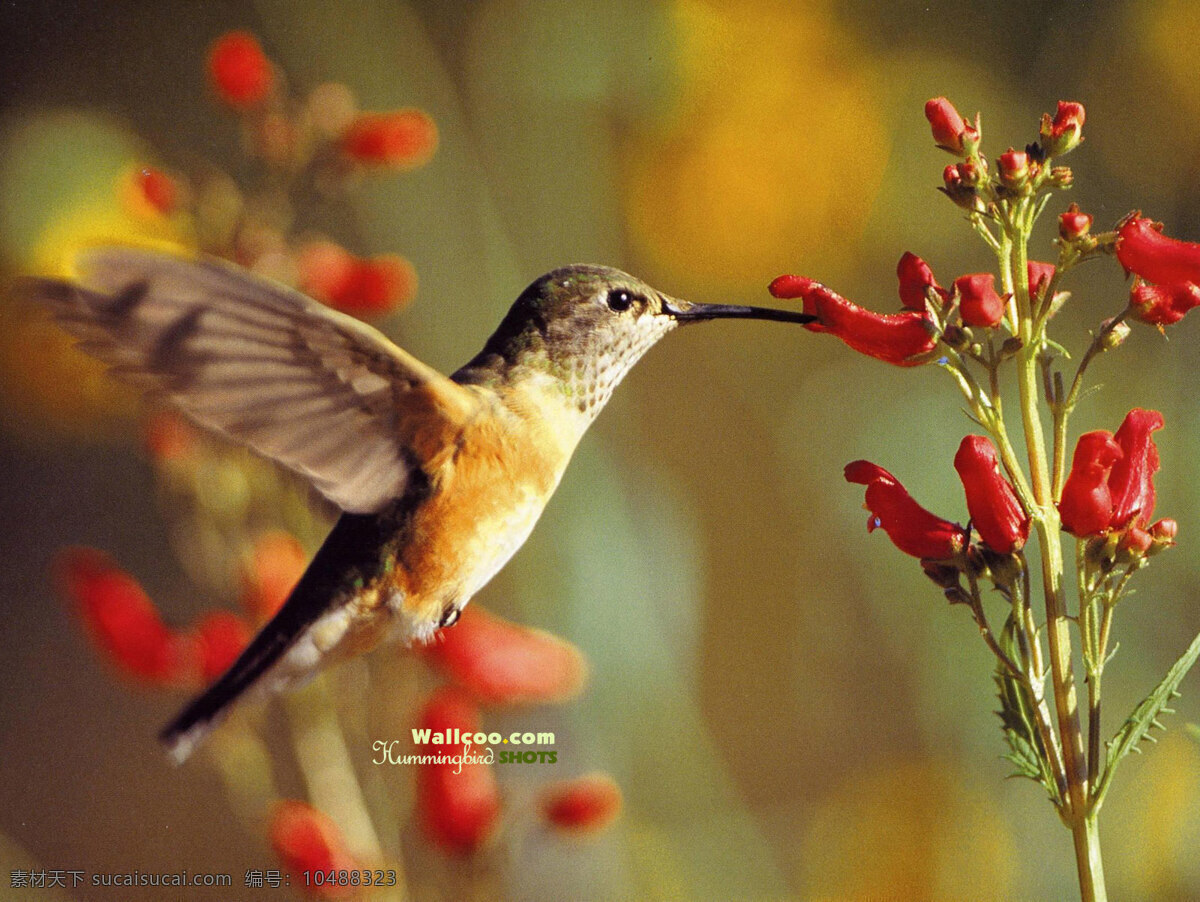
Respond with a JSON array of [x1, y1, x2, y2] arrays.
[[2, 1, 1199, 899]]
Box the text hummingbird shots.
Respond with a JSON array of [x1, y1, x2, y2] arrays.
[[372, 728, 559, 770]]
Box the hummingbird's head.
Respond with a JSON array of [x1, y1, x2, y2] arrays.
[[456, 264, 813, 420]]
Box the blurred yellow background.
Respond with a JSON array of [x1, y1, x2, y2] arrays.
[[1, 1, 1198, 899]]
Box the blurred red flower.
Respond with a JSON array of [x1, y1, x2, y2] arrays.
[[207, 31, 274, 109], [241, 531, 308, 623], [538, 772, 623, 834], [423, 605, 587, 705], [414, 688, 500, 855], [191, 611, 251, 682], [269, 800, 358, 899], [298, 242, 417, 318], [341, 110, 438, 169], [56, 548, 193, 686]]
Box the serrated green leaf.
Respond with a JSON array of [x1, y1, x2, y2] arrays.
[[1096, 630, 1200, 808], [994, 667, 1061, 804]]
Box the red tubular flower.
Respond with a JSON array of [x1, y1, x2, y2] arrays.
[[896, 252, 947, 310], [57, 548, 192, 685], [1130, 281, 1200, 325], [415, 688, 501, 855], [844, 461, 966, 560], [341, 110, 438, 168], [768, 276, 937, 366], [423, 605, 587, 705], [924, 97, 977, 156], [207, 31, 274, 109], [1058, 432, 1124, 537], [954, 273, 1005, 327], [1108, 408, 1163, 530], [1116, 215, 1200, 285], [269, 801, 358, 899], [192, 611, 251, 682], [298, 242, 417, 318], [538, 773, 623, 835], [1041, 101, 1086, 155], [953, 436, 1028, 553], [1059, 204, 1092, 241]]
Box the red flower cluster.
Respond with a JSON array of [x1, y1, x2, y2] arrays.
[[297, 242, 417, 318], [1059, 409, 1174, 550], [56, 532, 307, 687], [846, 434, 1028, 560], [413, 605, 605, 854], [1116, 215, 1200, 326], [770, 252, 1057, 365]]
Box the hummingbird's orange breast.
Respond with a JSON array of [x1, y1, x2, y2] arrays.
[[390, 384, 578, 636]]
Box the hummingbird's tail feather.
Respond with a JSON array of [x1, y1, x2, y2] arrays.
[[160, 511, 394, 764]]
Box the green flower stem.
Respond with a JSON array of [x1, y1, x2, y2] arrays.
[[286, 677, 408, 902], [1004, 200, 1106, 902]]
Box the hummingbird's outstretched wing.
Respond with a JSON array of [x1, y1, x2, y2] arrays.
[[22, 247, 481, 513]]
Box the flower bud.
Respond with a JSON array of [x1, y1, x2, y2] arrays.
[[1040, 101, 1086, 156], [1025, 261, 1055, 302], [1148, 518, 1178, 555], [954, 273, 1005, 327], [1059, 203, 1093, 242], [896, 252, 946, 311], [1099, 318, 1131, 351], [998, 148, 1030, 191], [1048, 166, 1074, 188], [925, 97, 979, 156]]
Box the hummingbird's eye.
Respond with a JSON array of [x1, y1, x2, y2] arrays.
[[606, 289, 635, 312], [438, 606, 461, 629]]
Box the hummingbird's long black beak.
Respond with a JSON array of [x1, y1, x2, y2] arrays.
[[661, 297, 815, 325]]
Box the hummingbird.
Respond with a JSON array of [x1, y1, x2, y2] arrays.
[[24, 247, 813, 763]]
